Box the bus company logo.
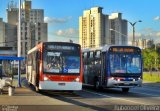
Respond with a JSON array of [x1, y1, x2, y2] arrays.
[[63, 68, 68, 73], [1, 105, 18, 111]]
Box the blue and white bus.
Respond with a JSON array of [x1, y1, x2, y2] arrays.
[[82, 45, 142, 92]]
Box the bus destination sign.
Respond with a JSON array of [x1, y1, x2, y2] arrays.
[[47, 45, 77, 51], [110, 47, 136, 53]]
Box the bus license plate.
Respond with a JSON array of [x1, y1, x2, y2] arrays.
[[124, 82, 129, 85], [58, 83, 65, 86]]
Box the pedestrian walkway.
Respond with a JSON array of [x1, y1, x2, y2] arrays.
[[0, 87, 72, 105], [0, 86, 92, 111], [0, 76, 72, 105]]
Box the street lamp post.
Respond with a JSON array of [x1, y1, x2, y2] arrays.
[[128, 20, 142, 46], [18, 0, 21, 57], [18, 0, 22, 87]]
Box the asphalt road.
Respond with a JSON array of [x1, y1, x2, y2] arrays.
[[17, 76, 159, 111], [36, 84, 160, 111]]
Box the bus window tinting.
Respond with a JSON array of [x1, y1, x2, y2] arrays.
[[43, 49, 80, 74], [109, 54, 141, 74]]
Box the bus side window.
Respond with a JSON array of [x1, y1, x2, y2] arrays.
[[83, 52, 87, 59], [90, 52, 95, 66], [95, 51, 101, 58], [90, 52, 94, 58], [87, 52, 90, 58]]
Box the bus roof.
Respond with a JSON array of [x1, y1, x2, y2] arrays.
[[42, 42, 80, 46], [28, 42, 81, 54], [82, 45, 141, 53]]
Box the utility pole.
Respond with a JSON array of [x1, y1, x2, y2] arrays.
[[128, 20, 142, 46], [18, 0, 22, 87]]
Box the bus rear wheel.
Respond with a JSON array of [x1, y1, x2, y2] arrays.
[[28, 82, 31, 86], [122, 88, 129, 92], [94, 79, 103, 91]]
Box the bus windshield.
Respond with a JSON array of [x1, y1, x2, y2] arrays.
[[43, 51, 80, 74], [109, 54, 142, 74]]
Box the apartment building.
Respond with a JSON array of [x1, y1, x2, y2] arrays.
[[0, 18, 5, 47], [79, 7, 128, 48], [135, 39, 154, 49], [5, 0, 47, 58], [109, 13, 128, 45]]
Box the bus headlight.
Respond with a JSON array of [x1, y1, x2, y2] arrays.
[[73, 77, 80, 82], [44, 77, 49, 81], [75, 77, 80, 82], [138, 77, 141, 80], [111, 77, 114, 80]]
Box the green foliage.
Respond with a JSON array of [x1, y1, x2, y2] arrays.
[[142, 48, 159, 71], [143, 73, 160, 82]]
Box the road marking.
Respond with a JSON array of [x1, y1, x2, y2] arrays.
[[135, 87, 160, 93], [83, 90, 147, 105], [132, 91, 160, 97]]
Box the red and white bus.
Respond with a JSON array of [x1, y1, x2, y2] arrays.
[[26, 42, 83, 91]]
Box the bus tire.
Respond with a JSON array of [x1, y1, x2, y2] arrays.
[[122, 88, 129, 92], [94, 79, 103, 91], [28, 82, 32, 86]]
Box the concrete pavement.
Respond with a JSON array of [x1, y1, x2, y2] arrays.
[[0, 87, 72, 105], [0, 78, 99, 111]]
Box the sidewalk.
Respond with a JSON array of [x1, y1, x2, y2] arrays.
[[0, 79, 92, 111], [0, 87, 72, 105], [0, 77, 72, 105]]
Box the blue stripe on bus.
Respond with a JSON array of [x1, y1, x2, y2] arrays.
[[0, 56, 24, 60]]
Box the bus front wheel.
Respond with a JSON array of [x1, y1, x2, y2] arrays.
[[122, 88, 129, 92]]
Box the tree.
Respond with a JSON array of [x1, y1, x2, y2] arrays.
[[142, 48, 158, 75]]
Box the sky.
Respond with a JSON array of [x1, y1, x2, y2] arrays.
[[1, 0, 160, 44]]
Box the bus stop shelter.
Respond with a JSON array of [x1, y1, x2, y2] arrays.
[[0, 56, 24, 90]]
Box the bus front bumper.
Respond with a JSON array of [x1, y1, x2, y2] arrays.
[[39, 81, 82, 91], [107, 79, 142, 88]]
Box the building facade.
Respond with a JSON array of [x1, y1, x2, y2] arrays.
[[79, 7, 128, 49], [5, 0, 48, 58], [0, 18, 17, 49], [109, 13, 128, 45], [0, 18, 5, 47], [135, 39, 154, 49], [5, 23, 17, 50]]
